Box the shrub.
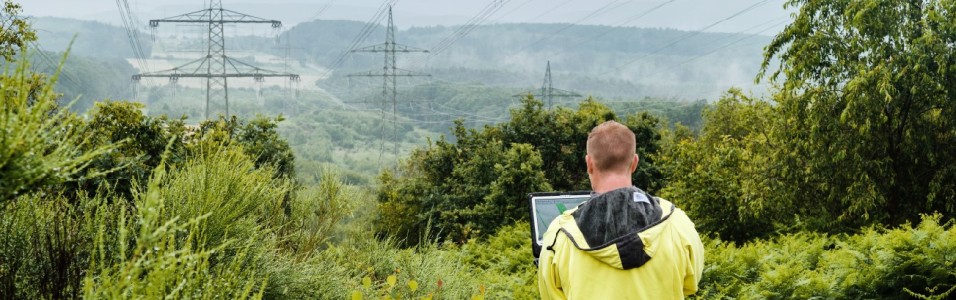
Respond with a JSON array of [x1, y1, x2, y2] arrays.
[[693, 215, 956, 300], [0, 55, 114, 203], [156, 147, 291, 251], [0, 192, 120, 299], [376, 97, 665, 246], [285, 167, 353, 255], [83, 162, 266, 299]]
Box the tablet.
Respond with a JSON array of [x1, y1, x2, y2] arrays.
[[528, 191, 591, 258]]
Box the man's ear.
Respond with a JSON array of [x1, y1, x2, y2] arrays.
[[630, 154, 640, 173], [586, 154, 594, 175]]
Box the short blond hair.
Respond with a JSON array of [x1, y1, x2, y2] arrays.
[[586, 121, 635, 172]]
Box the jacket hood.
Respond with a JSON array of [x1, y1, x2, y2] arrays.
[[549, 187, 676, 270]]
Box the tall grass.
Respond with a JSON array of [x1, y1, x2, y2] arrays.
[[0, 192, 111, 299]]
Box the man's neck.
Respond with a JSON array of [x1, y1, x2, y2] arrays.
[[590, 173, 633, 194]]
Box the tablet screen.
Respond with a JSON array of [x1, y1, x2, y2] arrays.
[[529, 192, 590, 257]]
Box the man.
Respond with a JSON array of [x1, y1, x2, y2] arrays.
[[538, 120, 705, 299]]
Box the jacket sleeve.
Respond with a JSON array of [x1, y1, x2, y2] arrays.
[[682, 220, 706, 296], [538, 227, 566, 300]]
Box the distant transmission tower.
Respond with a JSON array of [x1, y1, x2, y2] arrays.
[[516, 61, 581, 109], [348, 6, 430, 158], [132, 0, 300, 119]]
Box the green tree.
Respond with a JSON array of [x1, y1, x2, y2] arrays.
[[659, 89, 776, 242], [195, 115, 296, 180], [760, 0, 956, 230], [0, 0, 36, 62], [67, 101, 187, 200]]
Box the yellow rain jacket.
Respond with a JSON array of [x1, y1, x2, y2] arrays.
[[538, 187, 704, 300]]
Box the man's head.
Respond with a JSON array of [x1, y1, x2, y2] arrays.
[[586, 121, 638, 180]]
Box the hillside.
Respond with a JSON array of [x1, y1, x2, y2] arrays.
[[31, 17, 152, 58], [29, 17, 717, 181], [280, 20, 771, 100]]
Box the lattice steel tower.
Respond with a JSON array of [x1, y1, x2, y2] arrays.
[[348, 6, 430, 156], [516, 61, 581, 109], [132, 0, 300, 119]]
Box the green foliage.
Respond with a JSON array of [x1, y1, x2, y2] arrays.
[[376, 96, 666, 246], [457, 222, 538, 299], [693, 215, 956, 300], [284, 167, 353, 255], [0, 55, 114, 203], [76, 144, 354, 299], [83, 160, 266, 299], [605, 98, 708, 132], [0, 0, 36, 62], [196, 115, 297, 180], [68, 101, 187, 200], [0, 192, 117, 299], [759, 0, 956, 230], [659, 89, 776, 242], [155, 147, 291, 252], [58, 107, 294, 202], [329, 223, 537, 300]]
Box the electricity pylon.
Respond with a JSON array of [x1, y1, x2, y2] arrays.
[[515, 61, 581, 109], [131, 0, 300, 119], [347, 6, 430, 158]]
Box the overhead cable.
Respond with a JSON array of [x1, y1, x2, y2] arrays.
[[600, 0, 772, 76]]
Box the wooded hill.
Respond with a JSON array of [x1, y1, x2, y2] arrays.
[[283, 20, 771, 100], [29, 16, 717, 181], [31, 16, 771, 102]]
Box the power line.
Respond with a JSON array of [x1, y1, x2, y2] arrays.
[[600, 0, 772, 76], [345, 5, 429, 164], [564, 0, 677, 51], [526, 0, 573, 23], [116, 0, 153, 86], [320, 0, 398, 78], [428, 0, 510, 56], [633, 18, 787, 97], [27, 41, 82, 88], [674, 18, 789, 67], [517, 0, 632, 53], [405, 0, 511, 70], [489, 0, 536, 24], [513, 61, 581, 109], [307, 0, 337, 21]]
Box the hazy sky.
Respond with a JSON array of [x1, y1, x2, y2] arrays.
[[23, 0, 792, 34]]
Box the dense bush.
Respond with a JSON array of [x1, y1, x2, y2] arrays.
[[83, 160, 267, 299], [376, 96, 666, 246], [58, 103, 294, 202], [694, 215, 956, 300], [0, 193, 111, 299], [0, 53, 342, 298], [659, 89, 776, 242], [67, 101, 188, 201]]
